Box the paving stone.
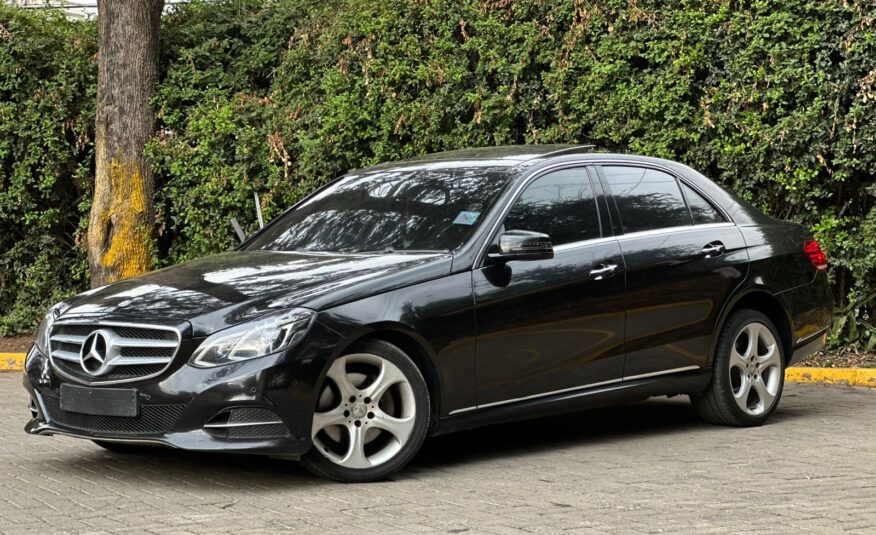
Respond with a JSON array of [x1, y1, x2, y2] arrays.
[[0, 376, 873, 534]]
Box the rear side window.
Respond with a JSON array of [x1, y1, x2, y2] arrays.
[[602, 166, 691, 233], [681, 182, 725, 224], [503, 168, 601, 246]]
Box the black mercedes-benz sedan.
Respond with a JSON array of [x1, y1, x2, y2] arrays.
[[23, 145, 832, 482]]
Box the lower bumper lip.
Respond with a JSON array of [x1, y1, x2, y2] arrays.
[[24, 417, 309, 457], [25, 420, 177, 448]]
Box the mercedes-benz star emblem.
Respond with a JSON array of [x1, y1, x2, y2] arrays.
[[80, 330, 111, 376]]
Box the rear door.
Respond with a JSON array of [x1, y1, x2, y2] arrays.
[[595, 164, 748, 379], [473, 166, 626, 407]]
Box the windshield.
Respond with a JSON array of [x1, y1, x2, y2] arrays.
[[245, 167, 512, 253]]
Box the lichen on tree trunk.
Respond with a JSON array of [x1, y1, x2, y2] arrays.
[[87, 0, 164, 288], [96, 158, 152, 280]]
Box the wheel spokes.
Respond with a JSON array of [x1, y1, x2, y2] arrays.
[[741, 324, 758, 358], [311, 406, 347, 439], [326, 356, 359, 400], [340, 424, 370, 469], [362, 359, 407, 405], [732, 374, 752, 412], [312, 353, 417, 470], [756, 342, 780, 370], [729, 321, 781, 416], [370, 408, 415, 444], [750, 376, 775, 410], [730, 347, 748, 371]]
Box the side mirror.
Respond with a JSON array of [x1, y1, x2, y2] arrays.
[[488, 230, 554, 263]]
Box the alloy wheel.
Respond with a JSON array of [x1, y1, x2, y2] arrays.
[[728, 322, 782, 416], [312, 353, 416, 469]]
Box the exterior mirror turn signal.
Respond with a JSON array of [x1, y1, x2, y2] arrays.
[[488, 230, 554, 263]]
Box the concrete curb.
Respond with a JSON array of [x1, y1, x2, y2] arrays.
[[1, 352, 874, 387], [785, 366, 876, 388], [0, 353, 25, 372]]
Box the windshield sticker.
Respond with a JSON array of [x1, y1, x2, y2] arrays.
[[453, 211, 481, 225]]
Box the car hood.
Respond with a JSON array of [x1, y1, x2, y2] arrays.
[[62, 250, 452, 336]]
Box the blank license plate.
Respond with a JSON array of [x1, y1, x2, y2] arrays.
[[60, 384, 139, 417]]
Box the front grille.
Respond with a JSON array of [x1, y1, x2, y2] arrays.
[[205, 407, 290, 440], [48, 321, 181, 385], [40, 391, 184, 436], [53, 359, 167, 382]]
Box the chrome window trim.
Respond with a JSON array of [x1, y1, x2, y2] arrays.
[[480, 219, 735, 265], [589, 159, 733, 223], [552, 236, 618, 253], [614, 222, 736, 242], [447, 365, 702, 415], [554, 223, 736, 252], [47, 319, 182, 386], [475, 159, 736, 268]]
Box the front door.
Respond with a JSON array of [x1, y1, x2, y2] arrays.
[[473, 167, 626, 407]]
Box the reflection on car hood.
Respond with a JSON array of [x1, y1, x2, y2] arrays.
[[62, 250, 451, 335]]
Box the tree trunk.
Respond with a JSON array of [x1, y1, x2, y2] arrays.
[[87, 0, 164, 288]]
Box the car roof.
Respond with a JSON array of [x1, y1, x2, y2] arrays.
[[358, 144, 596, 172], [354, 145, 770, 226], [356, 145, 717, 176]]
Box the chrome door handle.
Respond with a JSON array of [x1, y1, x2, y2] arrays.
[[701, 241, 726, 258], [589, 263, 618, 280]]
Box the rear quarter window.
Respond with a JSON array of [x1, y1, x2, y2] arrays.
[[680, 182, 726, 224], [602, 166, 691, 233]]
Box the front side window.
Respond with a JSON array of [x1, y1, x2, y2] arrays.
[[602, 166, 691, 233], [245, 167, 511, 253], [503, 168, 601, 246]]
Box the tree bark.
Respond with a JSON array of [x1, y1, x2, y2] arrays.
[[87, 0, 164, 288]]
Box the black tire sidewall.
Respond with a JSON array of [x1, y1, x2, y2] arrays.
[[301, 339, 431, 482], [713, 310, 785, 425]]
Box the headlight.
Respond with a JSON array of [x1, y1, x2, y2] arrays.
[[34, 302, 69, 354], [190, 308, 316, 368]]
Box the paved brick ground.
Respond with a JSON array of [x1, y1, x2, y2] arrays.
[[0, 375, 874, 534]]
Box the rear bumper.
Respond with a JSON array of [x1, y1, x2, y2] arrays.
[[776, 273, 833, 366], [22, 322, 342, 457], [789, 328, 828, 367]]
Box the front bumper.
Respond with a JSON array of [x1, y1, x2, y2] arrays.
[[22, 321, 343, 457]]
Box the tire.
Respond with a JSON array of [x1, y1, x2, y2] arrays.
[[92, 440, 158, 454], [301, 339, 431, 482], [692, 309, 785, 427]]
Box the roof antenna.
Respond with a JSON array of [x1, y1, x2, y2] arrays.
[[254, 191, 265, 229]]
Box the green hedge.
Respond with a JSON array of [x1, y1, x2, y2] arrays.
[[1, 0, 874, 347]]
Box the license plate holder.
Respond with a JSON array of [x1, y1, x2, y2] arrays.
[[60, 384, 139, 417]]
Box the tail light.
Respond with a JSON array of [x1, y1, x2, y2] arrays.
[[803, 240, 828, 272]]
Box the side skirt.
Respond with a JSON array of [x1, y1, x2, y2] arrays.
[[433, 368, 712, 436]]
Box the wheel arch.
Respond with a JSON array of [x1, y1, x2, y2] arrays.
[[712, 289, 794, 366]]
